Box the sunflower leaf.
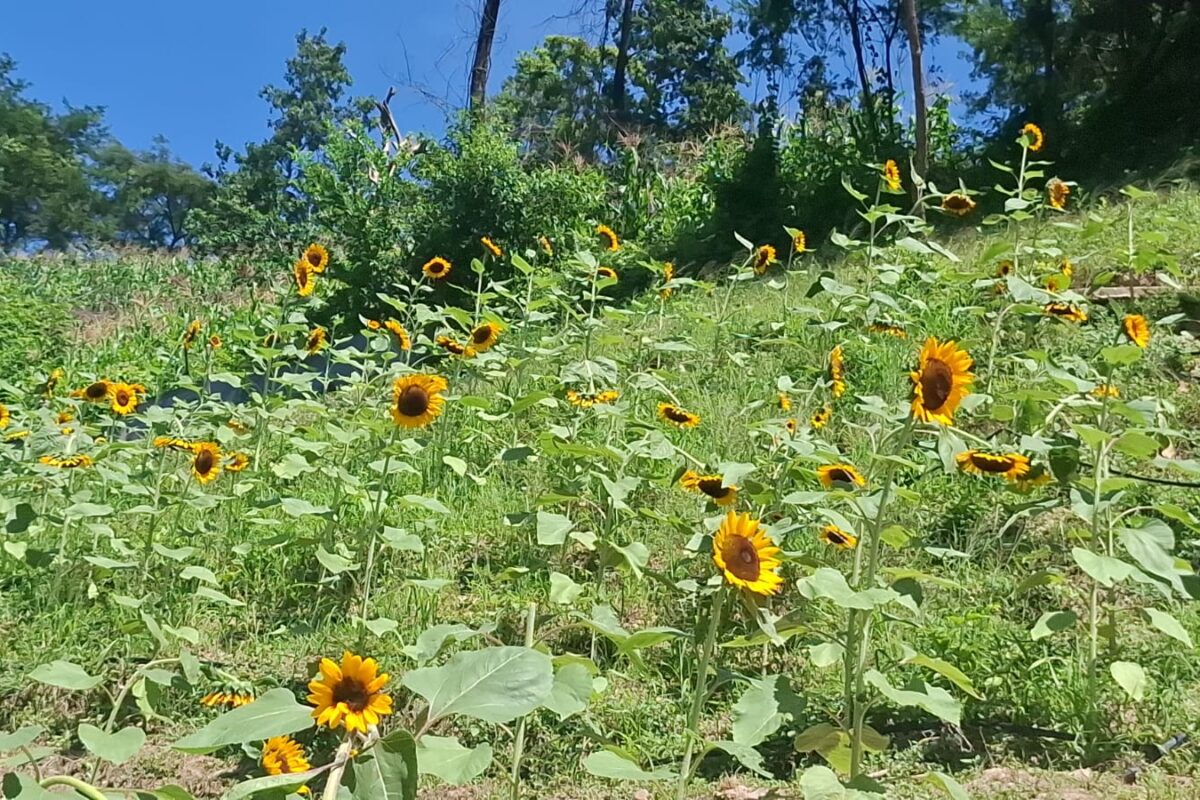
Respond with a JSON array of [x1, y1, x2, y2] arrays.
[[346, 729, 417, 800], [416, 735, 492, 785], [402, 646, 553, 725], [173, 688, 314, 754], [583, 749, 675, 781]]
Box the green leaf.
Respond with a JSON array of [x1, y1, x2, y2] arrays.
[[0, 725, 43, 752], [547, 572, 582, 605], [346, 729, 417, 800], [1, 774, 57, 799], [1115, 431, 1159, 461], [864, 670, 961, 725], [731, 675, 786, 747], [222, 772, 312, 800], [710, 740, 771, 778], [1031, 610, 1077, 640], [583, 750, 675, 781], [901, 651, 982, 699], [797, 568, 899, 610], [1119, 528, 1187, 595], [543, 663, 593, 721], [799, 764, 876, 799], [1100, 345, 1143, 366], [194, 586, 245, 607], [315, 546, 359, 575], [29, 660, 103, 691], [536, 511, 574, 546], [1144, 608, 1194, 647], [400, 495, 450, 514], [1071, 548, 1136, 587], [809, 643, 844, 669], [415, 735, 492, 785], [1110, 661, 1147, 701], [402, 646, 554, 725], [173, 688, 314, 754], [924, 771, 971, 800], [279, 497, 331, 517], [77, 723, 145, 765], [402, 624, 485, 665]]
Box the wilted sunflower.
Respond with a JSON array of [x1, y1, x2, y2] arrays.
[[481, 237, 502, 258], [261, 735, 311, 785], [391, 374, 448, 428], [596, 224, 620, 252], [868, 322, 907, 339], [793, 230, 807, 253], [830, 345, 846, 398], [817, 463, 866, 489], [810, 405, 832, 429], [1123, 314, 1150, 348], [303, 243, 330, 273], [294, 260, 316, 297], [660, 262, 675, 299], [435, 335, 475, 358], [422, 257, 451, 280], [208, 335, 222, 349], [955, 450, 1031, 481], [469, 321, 503, 352], [1043, 302, 1087, 323], [712, 511, 783, 596], [657, 402, 700, 428], [0, 404, 9, 430], [679, 470, 738, 507], [883, 159, 902, 191], [539, 235, 554, 257], [72, 379, 113, 404], [191, 442, 222, 484], [1046, 178, 1070, 210], [1020, 122, 1044, 152], [39, 454, 94, 469], [778, 392, 792, 411], [182, 319, 203, 350], [109, 382, 142, 415], [941, 193, 976, 216], [819, 524, 858, 550], [1092, 383, 1120, 399], [305, 327, 327, 354], [226, 452, 251, 472], [596, 266, 618, 282], [753, 244, 776, 275], [566, 389, 619, 408], [55, 410, 74, 425], [307, 651, 393, 734], [910, 337, 974, 426], [384, 319, 412, 350], [995, 260, 1014, 278]]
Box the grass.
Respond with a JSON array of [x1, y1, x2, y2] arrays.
[[0, 179, 1197, 799]]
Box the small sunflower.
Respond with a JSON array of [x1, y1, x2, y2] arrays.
[[201, 688, 256, 708], [154, 436, 198, 453], [183, 320, 203, 350], [941, 193, 977, 217], [261, 735, 311, 787], [955, 450, 1031, 481], [4, 430, 30, 442], [56, 410, 74, 426], [810, 405, 832, 430], [830, 345, 846, 398], [753, 245, 776, 275], [819, 524, 858, 550], [294, 260, 316, 297], [109, 382, 142, 415], [660, 262, 675, 299], [995, 260, 1014, 278], [208, 335, 222, 349], [1043, 302, 1087, 323], [384, 319, 412, 350], [1015, 464, 1054, 492], [227, 419, 250, 435], [436, 335, 475, 358], [868, 322, 907, 339], [423, 257, 452, 280], [817, 463, 866, 489], [365, 319, 381, 331], [43, 368, 64, 397], [1046, 178, 1070, 210], [679, 470, 738, 507], [784, 418, 798, 435], [910, 337, 974, 426], [566, 389, 619, 408], [303, 243, 330, 273], [0, 404, 9, 430], [793, 230, 807, 253], [72, 380, 113, 404], [1123, 314, 1150, 348], [226, 452, 251, 472], [596, 266, 618, 282], [711, 511, 783, 596], [539, 235, 554, 257], [778, 392, 792, 411], [39, 454, 94, 469], [191, 442, 222, 484], [469, 321, 503, 352], [307, 651, 394, 735], [1092, 383, 1120, 399], [305, 327, 327, 354], [481, 237, 502, 258], [883, 159, 902, 191], [391, 374, 448, 428], [596, 224, 620, 252], [1020, 122, 1044, 152], [657, 402, 700, 429], [1059, 258, 1073, 278]]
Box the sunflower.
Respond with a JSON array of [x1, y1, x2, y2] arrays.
[[154, 436, 198, 453], [56, 410, 73, 425], [1123, 314, 1150, 348], [226, 452, 251, 472], [680, 470, 738, 507], [191, 442, 222, 483], [481, 237, 502, 258], [183, 319, 203, 350], [910, 337, 974, 426], [539, 236, 554, 257], [384, 320, 412, 350], [660, 262, 675, 299], [793, 231, 807, 253], [303, 243, 330, 273], [305, 327, 327, 354], [753, 245, 776, 275], [436, 335, 476, 358], [810, 405, 832, 429], [941, 193, 976, 216], [596, 266, 618, 282], [72, 380, 113, 403], [1014, 464, 1054, 492], [712, 511, 783, 596], [109, 382, 142, 415], [469, 321, 503, 352], [261, 735, 311, 787], [307, 651, 393, 735], [365, 319, 381, 331], [830, 345, 846, 398], [4, 430, 30, 442], [1020, 122, 1044, 152], [39, 454, 94, 469], [657, 402, 700, 429], [566, 390, 619, 408], [391, 374, 448, 428], [1059, 258, 1073, 278], [778, 392, 792, 411], [785, 418, 798, 435], [0, 404, 8, 430], [294, 260, 316, 297], [868, 322, 907, 339], [995, 260, 1014, 278], [422, 257, 452, 280], [227, 419, 250, 435], [43, 368, 64, 398], [208, 335, 222, 349], [201, 688, 256, 708], [883, 159, 902, 191], [596, 224, 620, 252], [1092, 383, 1120, 399], [819, 524, 858, 550], [1046, 178, 1070, 210], [955, 450, 1031, 481], [817, 463, 866, 489], [1043, 302, 1087, 323]]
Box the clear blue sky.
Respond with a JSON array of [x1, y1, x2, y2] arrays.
[[3, 1, 976, 167]]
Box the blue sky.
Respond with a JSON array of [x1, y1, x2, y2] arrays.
[[3, 1, 977, 167]]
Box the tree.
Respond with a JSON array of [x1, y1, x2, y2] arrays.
[[95, 137, 214, 248], [608, 0, 636, 117], [903, 0, 928, 195], [469, 0, 503, 111]]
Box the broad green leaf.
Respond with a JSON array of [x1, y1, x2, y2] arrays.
[[809, 643, 844, 669], [543, 663, 592, 721], [710, 740, 771, 778], [416, 735, 492, 785], [346, 729, 417, 800], [583, 749, 675, 781], [864, 670, 961, 725], [1119, 528, 1187, 595], [797, 568, 898, 610], [1, 774, 57, 799], [732, 675, 786, 747], [1115, 431, 1159, 460], [29, 660, 103, 691], [901, 651, 982, 699], [0, 725, 43, 752], [400, 495, 449, 514], [924, 771, 971, 800], [194, 586, 245, 607], [794, 722, 841, 754], [402, 624, 485, 665], [1071, 548, 1136, 587], [402, 646, 553, 725], [1100, 345, 1143, 366], [77, 723, 145, 765], [279, 497, 331, 517], [174, 688, 314, 753], [1031, 610, 1077, 640], [1144, 608, 1194, 647], [1110, 661, 1147, 701], [536, 511, 574, 546], [799, 764, 876, 799], [222, 771, 312, 800], [315, 546, 358, 575]]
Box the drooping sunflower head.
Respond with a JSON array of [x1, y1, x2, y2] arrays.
[[384, 319, 412, 350], [753, 245, 776, 274], [941, 193, 977, 217], [435, 335, 475, 358], [480, 237, 502, 258], [868, 322, 907, 339], [201, 686, 255, 708], [955, 450, 1031, 481], [1046, 178, 1070, 210], [307, 651, 393, 735], [785, 418, 798, 435], [883, 159, 902, 191], [1059, 258, 1073, 278], [910, 337, 974, 426], [1123, 314, 1150, 348], [110, 382, 141, 415], [39, 454, 94, 469], [305, 327, 327, 354], [793, 230, 807, 253], [1091, 383, 1120, 399], [539, 235, 554, 257], [72, 379, 113, 403], [226, 451, 251, 472], [778, 392, 792, 411], [294, 260, 316, 297], [711, 511, 783, 596], [995, 260, 1014, 278], [596, 266, 618, 282], [1043, 302, 1087, 323], [43, 368, 64, 397], [155, 436, 197, 453], [819, 524, 858, 550], [1015, 464, 1055, 492], [469, 321, 503, 352], [829, 346, 846, 397], [191, 442, 222, 484], [657, 402, 700, 429], [679, 470, 738, 507], [817, 463, 866, 490], [183, 319, 203, 349], [303, 243, 330, 273], [596, 224, 620, 252], [566, 389, 619, 408], [261, 735, 311, 779], [208, 335, 222, 349], [422, 257, 451, 280], [391, 374, 448, 428], [1020, 122, 1044, 152], [810, 405, 832, 429]]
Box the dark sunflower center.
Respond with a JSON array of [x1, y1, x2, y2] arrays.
[[725, 535, 760, 581], [472, 326, 492, 344], [665, 407, 690, 422], [920, 359, 953, 410], [307, 251, 322, 267], [973, 455, 1012, 473], [398, 386, 430, 417], [195, 450, 215, 474], [947, 196, 968, 209], [115, 390, 131, 405], [86, 383, 108, 400], [698, 478, 727, 498], [828, 468, 853, 484], [331, 677, 369, 712], [826, 530, 848, 545]]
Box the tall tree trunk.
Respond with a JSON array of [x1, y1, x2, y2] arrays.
[[837, 0, 879, 153], [902, 0, 927, 201], [609, 0, 636, 118], [468, 0, 502, 112]]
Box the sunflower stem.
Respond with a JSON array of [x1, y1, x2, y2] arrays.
[[509, 602, 538, 800], [676, 587, 727, 800], [359, 425, 400, 643], [322, 740, 354, 800], [1084, 364, 1114, 757], [39, 776, 108, 800]]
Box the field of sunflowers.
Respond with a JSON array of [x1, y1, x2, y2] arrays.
[[1, 129, 1199, 799]]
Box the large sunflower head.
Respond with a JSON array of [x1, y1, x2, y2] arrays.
[[480, 237, 502, 258], [72, 379, 113, 403], [810, 405, 832, 429], [1046, 178, 1070, 210], [910, 337, 974, 426], [941, 193, 977, 217], [596, 224, 620, 252], [383, 319, 412, 350], [1020, 122, 1044, 152], [303, 243, 330, 273], [711, 511, 783, 596], [422, 257, 452, 280], [469, 321, 503, 352], [955, 450, 1031, 481], [753, 245, 776, 275], [307, 651, 393, 735], [261, 735, 311, 782], [819, 524, 858, 550], [1123, 314, 1150, 348], [391, 374, 448, 428], [817, 463, 866, 489], [679, 470, 738, 507], [226, 451, 251, 473], [1043, 302, 1087, 323], [109, 382, 141, 415], [883, 159, 902, 191], [294, 260, 316, 297], [183, 320, 203, 349], [191, 442, 222, 484], [306, 327, 327, 354], [657, 402, 700, 429]]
